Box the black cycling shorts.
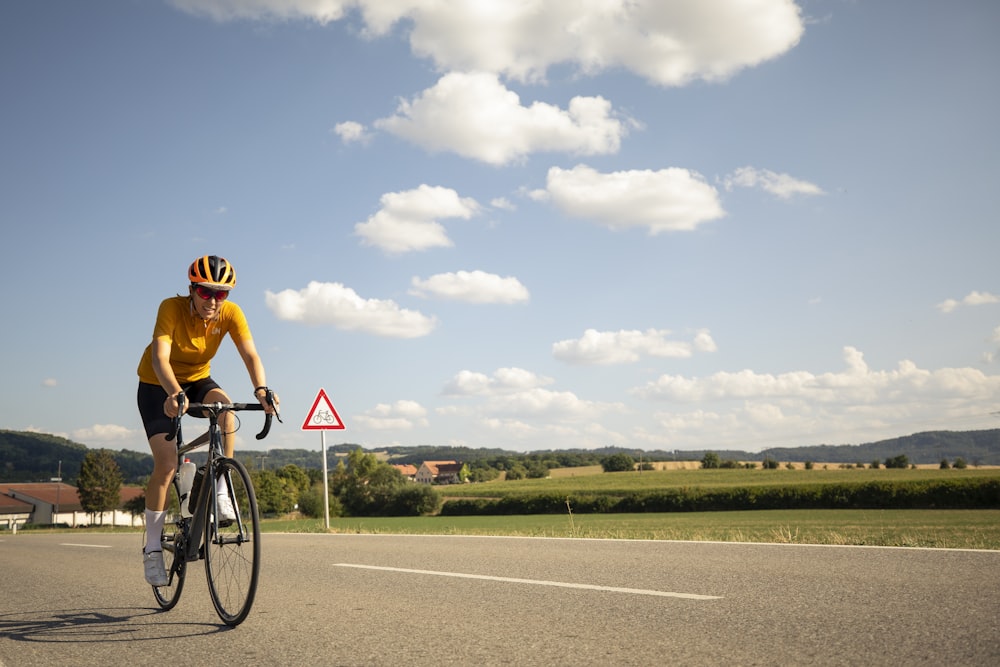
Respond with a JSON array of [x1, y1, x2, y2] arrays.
[[137, 377, 223, 439]]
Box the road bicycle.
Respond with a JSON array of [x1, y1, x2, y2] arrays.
[[151, 392, 279, 626]]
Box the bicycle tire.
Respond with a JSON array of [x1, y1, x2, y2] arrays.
[[153, 480, 187, 609], [204, 457, 260, 626]]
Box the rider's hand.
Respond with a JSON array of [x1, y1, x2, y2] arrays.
[[164, 392, 187, 418], [256, 388, 280, 415]]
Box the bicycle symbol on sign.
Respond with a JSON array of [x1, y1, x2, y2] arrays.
[[312, 409, 337, 425]]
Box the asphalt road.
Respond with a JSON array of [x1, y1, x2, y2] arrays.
[[1, 532, 998, 666]]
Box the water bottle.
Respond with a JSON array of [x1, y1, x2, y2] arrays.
[[178, 458, 196, 518]]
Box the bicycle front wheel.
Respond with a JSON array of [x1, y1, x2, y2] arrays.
[[204, 457, 260, 626], [153, 481, 187, 610]]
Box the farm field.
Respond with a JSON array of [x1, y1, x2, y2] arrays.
[[438, 465, 1000, 498], [262, 509, 1000, 550]]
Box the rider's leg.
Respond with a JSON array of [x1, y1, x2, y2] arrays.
[[202, 386, 236, 457], [144, 432, 176, 552]]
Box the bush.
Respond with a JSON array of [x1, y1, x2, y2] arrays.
[[701, 452, 721, 469], [436, 479, 1000, 515], [381, 484, 441, 516], [601, 453, 636, 472], [954, 458, 968, 469], [297, 484, 342, 518], [885, 454, 909, 469]]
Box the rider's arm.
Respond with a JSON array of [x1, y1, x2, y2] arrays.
[[235, 337, 279, 414], [151, 337, 186, 417]]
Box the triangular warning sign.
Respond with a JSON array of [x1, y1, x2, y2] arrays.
[[301, 388, 345, 431]]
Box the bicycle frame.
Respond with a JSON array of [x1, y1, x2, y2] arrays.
[[154, 394, 279, 626], [173, 410, 240, 562]]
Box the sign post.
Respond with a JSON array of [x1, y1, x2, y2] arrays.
[[301, 388, 345, 529]]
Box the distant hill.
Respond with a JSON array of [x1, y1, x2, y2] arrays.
[[759, 430, 1000, 466], [0, 430, 156, 484], [2, 428, 998, 484]]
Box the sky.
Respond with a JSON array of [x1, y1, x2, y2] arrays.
[[2, 0, 999, 457]]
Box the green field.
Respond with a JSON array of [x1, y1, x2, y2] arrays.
[[437, 466, 1000, 498], [257, 467, 1000, 549], [261, 509, 1000, 550]]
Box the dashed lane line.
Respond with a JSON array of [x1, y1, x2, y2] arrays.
[[334, 563, 722, 600]]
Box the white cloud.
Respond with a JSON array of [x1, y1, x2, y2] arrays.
[[543, 164, 726, 234], [936, 290, 1000, 313], [628, 347, 1000, 450], [170, 1, 804, 86], [333, 120, 371, 144], [42, 378, 57, 388], [722, 166, 824, 199], [553, 328, 717, 365], [440, 367, 626, 447], [353, 400, 429, 430], [71, 424, 138, 444], [265, 281, 437, 338], [354, 184, 480, 255], [167, 0, 351, 24], [375, 72, 628, 165], [490, 197, 516, 211], [409, 270, 529, 304], [443, 367, 554, 396], [633, 346, 1000, 404]]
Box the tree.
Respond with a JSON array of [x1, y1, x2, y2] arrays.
[[77, 449, 123, 525], [601, 453, 635, 472], [332, 448, 438, 516], [884, 454, 909, 469], [297, 483, 342, 518], [251, 469, 298, 515], [123, 492, 146, 519], [700, 452, 721, 469]]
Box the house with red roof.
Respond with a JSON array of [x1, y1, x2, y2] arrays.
[[0, 482, 145, 529], [415, 461, 468, 485]]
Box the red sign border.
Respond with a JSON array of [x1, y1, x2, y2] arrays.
[[301, 388, 345, 431]]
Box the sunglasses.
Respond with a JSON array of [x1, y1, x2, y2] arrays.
[[192, 285, 230, 301]]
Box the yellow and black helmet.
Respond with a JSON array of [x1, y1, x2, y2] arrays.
[[188, 255, 236, 289]]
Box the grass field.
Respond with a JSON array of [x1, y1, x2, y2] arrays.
[[261, 509, 1000, 550], [8, 467, 997, 550], [10, 510, 998, 549], [438, 465, 1000, 498]]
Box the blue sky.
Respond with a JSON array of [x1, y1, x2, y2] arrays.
[[2, 0, 998, 456]]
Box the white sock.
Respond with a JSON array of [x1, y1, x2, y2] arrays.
[[144, 509, 166, 553]]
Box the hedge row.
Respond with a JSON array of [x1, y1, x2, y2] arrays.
[[438, 478, 1000, 515]]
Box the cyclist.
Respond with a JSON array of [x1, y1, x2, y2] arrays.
[[136, 255, 279, 586]]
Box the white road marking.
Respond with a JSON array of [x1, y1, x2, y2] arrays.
[[334, 563, 722, 600], [60, 543, 112, 548]]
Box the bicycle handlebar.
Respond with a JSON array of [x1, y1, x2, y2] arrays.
[[165, 391, 281, 443]]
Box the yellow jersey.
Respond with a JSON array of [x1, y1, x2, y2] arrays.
[[137, 296, 252, 385]]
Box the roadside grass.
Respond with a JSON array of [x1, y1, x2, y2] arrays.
[[7, 509, 998, 550], [260, 509, 1000, 550]]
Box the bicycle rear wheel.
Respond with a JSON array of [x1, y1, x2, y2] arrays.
[[153, 481, 187, 609], [204, 457, 260, 626]]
